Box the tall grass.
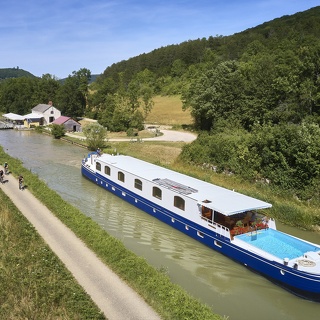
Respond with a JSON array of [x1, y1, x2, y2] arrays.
[[107, 141, 185, 165], [145, 95, 193, 126]]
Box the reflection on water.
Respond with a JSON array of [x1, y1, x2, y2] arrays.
[[1, 130, 320, 320]]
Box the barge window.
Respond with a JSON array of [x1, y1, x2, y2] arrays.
[[174, 196, 185, 211], [152, 187, 162, 200], [134, 179, 142, 191], [96, 162, 101, 171], [104, 166, 111, 175], [118, 171, 125, 182]]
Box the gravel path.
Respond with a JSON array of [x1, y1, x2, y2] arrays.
[[114, 129, 197, 142], [0, 170, 161, 320], [66, 128, 197, 142]]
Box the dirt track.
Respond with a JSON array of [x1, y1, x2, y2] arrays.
[[0, 169, 161, 320], [66, 128, 197, 142]]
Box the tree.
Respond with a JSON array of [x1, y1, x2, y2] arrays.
[[55, 68, 91, 118], [82, 123, 107, 151], [72, 68, 91, 101], [51, 124, 65, 139], [31, 74, 60, 105], [0, 77, 38, 114], [55, 75, 86, 117], [182, 60, 244, 130]]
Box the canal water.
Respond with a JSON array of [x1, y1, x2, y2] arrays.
[[1, 130, 319, 320]]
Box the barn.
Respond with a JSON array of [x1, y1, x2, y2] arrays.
[[52, 116, 82, 132]]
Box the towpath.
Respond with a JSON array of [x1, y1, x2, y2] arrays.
[[0, 169, 161, 320]]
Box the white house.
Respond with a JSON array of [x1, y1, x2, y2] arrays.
[[31, 101, 61, 125]]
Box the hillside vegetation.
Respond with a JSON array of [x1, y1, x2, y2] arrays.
[[1, 6, 320, 204], [0, 67, 36, 80]]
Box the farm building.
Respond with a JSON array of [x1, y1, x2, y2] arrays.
[[52, 116, 82, 132]]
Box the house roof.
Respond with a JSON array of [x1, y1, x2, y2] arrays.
[[24, 113, 43, 120], [32, 104, 52, 113], [3, 113, 25, 121], [52, 116, 71, 125]]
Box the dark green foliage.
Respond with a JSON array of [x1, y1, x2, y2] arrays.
[[55, 69, 90, 117], [51, 124, 66, 139], [180, 121, 320, 200], [92, 70, 154, 132], [32, 73, 61, 104], [248, 122, 320, 198], [0, 77, 38, 114]]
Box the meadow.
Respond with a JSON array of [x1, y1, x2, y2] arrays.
[[145, 95, 193, 126]]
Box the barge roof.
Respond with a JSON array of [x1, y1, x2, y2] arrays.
[[99, 154, 272, 215]]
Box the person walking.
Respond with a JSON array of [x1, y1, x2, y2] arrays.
[[18, 175, 24, 190], [0, 169, 4, 184], [4, 162, 9, 175]]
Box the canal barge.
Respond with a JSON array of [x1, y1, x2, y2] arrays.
[[82, 152, 320, 301]]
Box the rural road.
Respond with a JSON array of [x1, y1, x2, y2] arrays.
[[0, 169, 161, 320], [116, 129, 197, 142], [66, 128, 197, 142]]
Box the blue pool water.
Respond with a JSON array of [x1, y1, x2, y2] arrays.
[[237, 228, 319, 260]]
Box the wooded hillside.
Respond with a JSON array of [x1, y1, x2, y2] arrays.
[[98, 6, 320, 88], [0, 67, 36, 80]]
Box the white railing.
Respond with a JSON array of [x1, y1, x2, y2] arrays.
[[205, 219, 231, 240]]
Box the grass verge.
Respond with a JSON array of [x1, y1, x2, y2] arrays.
[[0, 189, 105, 319]]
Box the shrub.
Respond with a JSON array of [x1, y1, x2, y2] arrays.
[[50, 124, 65, 139]]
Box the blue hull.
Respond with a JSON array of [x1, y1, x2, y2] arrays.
[[82, 163, 320, 301]]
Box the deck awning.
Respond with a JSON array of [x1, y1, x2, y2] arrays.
[[199, 192, 272, 216]]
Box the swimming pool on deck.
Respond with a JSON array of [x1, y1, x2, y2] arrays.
[[236, 228, 319, 260]]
